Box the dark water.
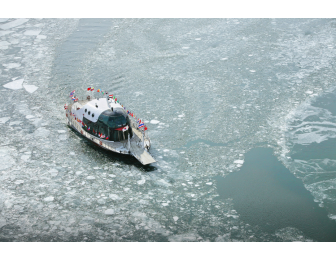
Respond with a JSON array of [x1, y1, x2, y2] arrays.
[[215, 147, 336, 242]]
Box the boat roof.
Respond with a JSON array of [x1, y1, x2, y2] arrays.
[[75, 97, 124, 123]]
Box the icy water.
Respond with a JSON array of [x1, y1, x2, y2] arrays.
[[1, 18, 336, 242]]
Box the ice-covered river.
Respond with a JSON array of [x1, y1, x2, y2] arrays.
[[1, 18, 336, 241]]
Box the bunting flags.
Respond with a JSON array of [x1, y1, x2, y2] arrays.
[[64, 104, 68, 110], [71, 96, 76, 100], [144, 126, 148, 131], [70, 90, 75, 97], [138, 123, 144, 128], [97, 89, 100, 92], [74, 97, 78, 102], [87, 87, 91, 91], [91, 87, 94, 91], [109, 94, 113, 98]]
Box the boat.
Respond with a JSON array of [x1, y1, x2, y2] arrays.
[[64, 91, 156, 165]]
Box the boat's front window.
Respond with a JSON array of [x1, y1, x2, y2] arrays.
[[107, 116, 127, 128]]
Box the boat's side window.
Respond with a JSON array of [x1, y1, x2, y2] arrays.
[[85, 109, 87, 113], [88, 111, 91, 115], [92, 113, 94, 117]]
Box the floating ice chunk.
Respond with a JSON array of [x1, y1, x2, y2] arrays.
[[87, 176, 95, 180], [305, 90, 313, 94], [36, 35, 47, 39], [221, 58, 228, 60], [9, 121, 22, 126], [250, 70, 256, 73], [180, 151, 185, 154], [3, 78, 24, 90], [156, 179, 172, 187], [21, 154, 30, 162], [75, 171, 82, 175], [190, 194, 195, 197], [0, 18, 9, 23], [162, 203, 169, 206], [104, 209, 115, 215], [24, 30, 41, 36], [234, 160, 244, 164], [163, 149, 169, 152], [168, 232, 198, 242], [0, 41, 10, 46], [150, 119, 160, 124], [0, 18, 29, 30], [206, 182, 212, 185], [109, 174, 116, 178], [0, 217, 6, 229], [57, 130, 66, 133], [178, 114, 184, 118], [14, 180, 24, 185], [3, 63, 21, 69], [109, 194, 121, 200], [26, 115, 35, 119], [195, 38, 201, 40], [44, 196, 54, 202], [23, 85, 38, 93], [182, 46, 190, 49], [49, 169, 58, 177], [0, 31, 14, 36], [0, 117, 10, 124], [173, 216, 179, 222], [137, 179, 146, 185]]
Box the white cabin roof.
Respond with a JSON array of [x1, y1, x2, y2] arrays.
[[72, 98, 123, 123]]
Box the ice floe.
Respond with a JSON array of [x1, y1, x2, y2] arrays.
[[0, 117, 10, 124], [23, 85, 38, 93], [24, 30, 41, 36], [104, 209, 115, 215], [0, 31, 14, 36], [234, 160, 244, 164], [44, 196, 54, 202], [109, 194, 121, 200], [150, 119, 160, 124], [0, 18, 9, 23], [0, 18, 29, 30], [3, 79, 24, 90], [3, 63, 21, 69]]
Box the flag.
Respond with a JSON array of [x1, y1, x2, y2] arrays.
[[144, 126, 148, 131], [109, 94, 113, 99], [106, 136, 109, 140], [88, 126, 90, 131], [138, 123, 144, 128], [91, 87, 94, 91], [101, 134, 105, 138], [71, 96, 75, 100], [101, 91, 104, 94], [70, 90, 75, 96], [97, 89, 100, 92], [122, 125, 129, 132], [64, 104, 68, 110], [87, 87, 91, 91], [74, 97, 78, 102]]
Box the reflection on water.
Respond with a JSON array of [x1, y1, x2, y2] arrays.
[[215, 147, 336, 241]]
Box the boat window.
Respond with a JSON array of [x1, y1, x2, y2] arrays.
[[92, 113, 94, 117], [88, 111, 90, 115], [85, 109, 87, 113]]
